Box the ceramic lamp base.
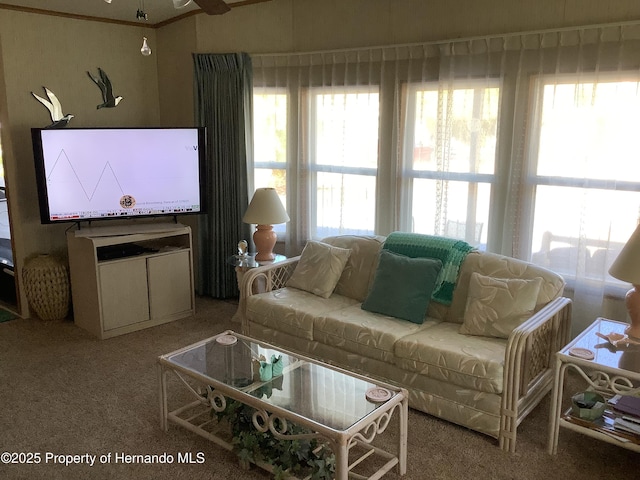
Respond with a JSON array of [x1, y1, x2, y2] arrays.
[[624, 285, 640, 339], [253, 224, 277, 262]]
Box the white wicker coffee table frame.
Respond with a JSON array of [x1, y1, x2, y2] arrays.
[[158, 331, 408, 480]]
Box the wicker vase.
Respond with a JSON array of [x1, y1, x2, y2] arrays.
[[22, 254, 70, 320]]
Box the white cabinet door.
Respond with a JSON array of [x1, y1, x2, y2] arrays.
[[99, 258, 150, 331], [147, 250, 193, 319]]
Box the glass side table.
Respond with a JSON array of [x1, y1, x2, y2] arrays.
[[226, 253, 287, 289], [227, 253, 287, 270], [548, 317, 640, 454]]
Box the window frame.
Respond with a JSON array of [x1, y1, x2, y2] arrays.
[[252, 87, 289, 235], [399, 78, 501, 245], [305, 85, 380, 239], [524, 72, 640, 292]]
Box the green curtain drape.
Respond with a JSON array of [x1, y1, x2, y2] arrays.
[[193, 52, 253, 299]]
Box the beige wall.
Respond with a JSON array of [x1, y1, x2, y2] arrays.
[[157, 16, 197, 127], [2, 0, 640, 316], [192, 0, 640, 53], [0, 10, 159, 315], [160, 0, 640, 126]]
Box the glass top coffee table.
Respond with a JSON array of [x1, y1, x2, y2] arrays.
[[158, 330, 408, 479]]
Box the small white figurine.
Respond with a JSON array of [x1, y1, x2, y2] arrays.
[[238, 240, 248, 257]]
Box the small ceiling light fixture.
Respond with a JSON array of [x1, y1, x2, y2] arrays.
[[140, 37, 152, 56], [103, 0, 112, 3], [136, 0, 148, 20]]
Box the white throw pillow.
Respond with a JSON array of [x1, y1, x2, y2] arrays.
[[286, 241, 351, 298], [459, 272, 542, 338]]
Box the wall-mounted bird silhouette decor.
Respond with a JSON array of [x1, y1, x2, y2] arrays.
[[87, 67, 123, 109], [31, 87, 74, 128]]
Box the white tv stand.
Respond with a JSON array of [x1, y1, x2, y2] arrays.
[[66, 223, 195, 339], [74, 222, 184, 238]]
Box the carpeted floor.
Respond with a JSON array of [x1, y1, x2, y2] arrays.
[[0, 296, 637, 480]]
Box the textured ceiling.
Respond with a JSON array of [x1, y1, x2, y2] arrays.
[[0, 0, 253, 25]]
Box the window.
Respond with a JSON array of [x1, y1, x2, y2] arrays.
[[400, 81, 499, 248], [253, 87, 379, 241], [253, 89, 287, 234], [308, 87, 379, 239], [527, 76, 640, 285], [251, 30, 640, 329]]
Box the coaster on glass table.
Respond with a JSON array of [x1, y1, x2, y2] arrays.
[[216, 334, 238, 346], [568, 347, 594, 360], [366, 387, 392, 403]]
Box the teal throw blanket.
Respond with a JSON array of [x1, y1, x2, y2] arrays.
[[383, 232, 475, 305]]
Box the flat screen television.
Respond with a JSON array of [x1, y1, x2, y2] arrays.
[[31, 127, 207, 224]]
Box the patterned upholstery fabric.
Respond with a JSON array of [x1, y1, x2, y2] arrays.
[[242, 234, 569, 446], [459, 273, 543, 338], [246, 287, 358, 340], [314, 304, 438, 362], [286, 240, 351, 298], [321, 235, 385, 302], [448, 251, 565, 324], [246, 322, 503, 437], [393, 322, 507, 394]]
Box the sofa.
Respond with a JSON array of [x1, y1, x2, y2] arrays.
[[238, 233, 572, 452]]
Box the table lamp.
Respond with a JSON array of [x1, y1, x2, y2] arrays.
[[608, 223, 640, 339], [242, 188, 289, 261]]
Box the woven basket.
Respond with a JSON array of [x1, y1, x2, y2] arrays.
[[22, 254, 70, 321]]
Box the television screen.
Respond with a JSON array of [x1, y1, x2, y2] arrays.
[[31, 127, 206, 224]]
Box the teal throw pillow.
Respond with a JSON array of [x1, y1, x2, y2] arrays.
[[361, 250, 443, 324]]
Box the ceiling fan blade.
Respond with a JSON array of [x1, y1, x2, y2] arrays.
[[193, 0, 231, 15]]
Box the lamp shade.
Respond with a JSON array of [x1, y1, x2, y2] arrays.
[[609, 223, 640, 339], [609, 224, 640, 285], [243, 188, 289, 225]]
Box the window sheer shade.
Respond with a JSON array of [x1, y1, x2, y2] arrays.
[[252, 23, 640, 334]]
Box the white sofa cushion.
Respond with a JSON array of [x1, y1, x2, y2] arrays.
[[459, 273, 542, 338], [448, 251, 565, 324], [313, 304, 436, 363], [321, 235, 385, 302], [286, 241, 351, 298], [246, 287, 358, 341], [393, 322, 507, 394]]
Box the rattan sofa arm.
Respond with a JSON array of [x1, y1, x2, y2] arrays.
[[237, 256, 300, 331], [505, 297, 572, 384], [499, 296, 572, 451], [241, 257, 300, 296]]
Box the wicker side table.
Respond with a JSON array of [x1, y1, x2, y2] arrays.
[[22, 254, 70, 320]]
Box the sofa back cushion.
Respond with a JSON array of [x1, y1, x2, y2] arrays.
[[448, 251, 566, 324], [286, 241, 352, 298], [361, 250, 442, 324], [459, 273, 543, 338], [321, 235, 385, 302]]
